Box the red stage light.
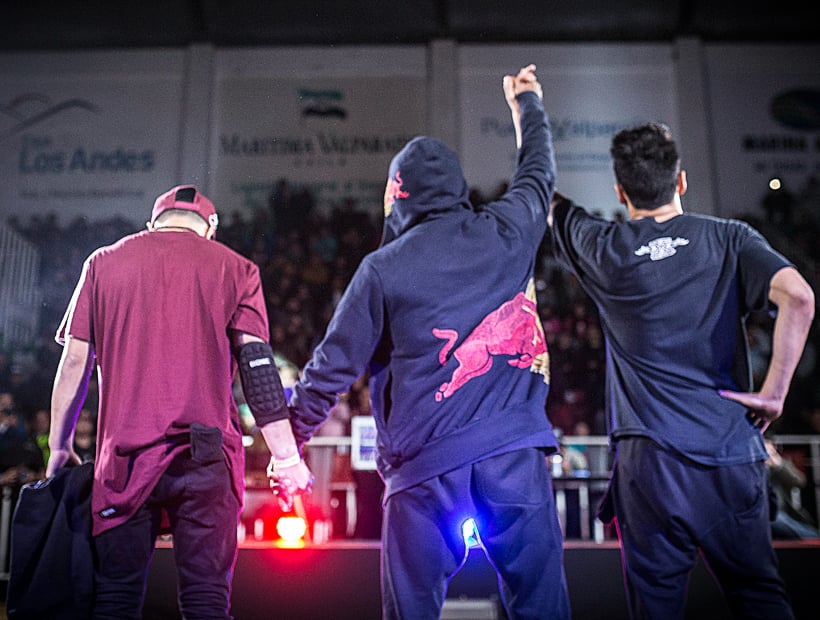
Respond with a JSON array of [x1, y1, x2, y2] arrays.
[[277, 516, 308, 546]]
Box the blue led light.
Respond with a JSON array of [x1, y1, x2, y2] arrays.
[[462, 518, 480, 548]]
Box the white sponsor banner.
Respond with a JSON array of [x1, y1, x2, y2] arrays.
[[210, 47, 427, 221], [459, 45, 677, 219], [706, 45, 820, 219], [0, 50, 187, 228]]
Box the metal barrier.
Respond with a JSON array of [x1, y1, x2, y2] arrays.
[[303, 433, 820, 541], [770, 434, 820, 525], [1, 485, 12, 580], [2, 434, 818, 580]]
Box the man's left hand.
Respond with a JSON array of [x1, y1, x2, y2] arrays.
[[267, 459, 314, 512]]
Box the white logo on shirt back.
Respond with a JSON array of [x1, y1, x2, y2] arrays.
[[634, 237, 689, 261]]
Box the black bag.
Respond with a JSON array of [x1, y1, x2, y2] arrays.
[[6, 462, 94, 620]]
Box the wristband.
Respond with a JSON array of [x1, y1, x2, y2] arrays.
[[267, 453, 301, 475]]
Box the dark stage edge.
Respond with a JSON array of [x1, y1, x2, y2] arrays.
[[143, 540, 820, 620]]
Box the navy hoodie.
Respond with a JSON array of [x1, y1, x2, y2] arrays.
[[290, 91, 559, 499]]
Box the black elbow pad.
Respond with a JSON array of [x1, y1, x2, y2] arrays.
[[237, 341, 289, 426]]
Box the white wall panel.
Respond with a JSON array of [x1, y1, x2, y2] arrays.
[[0, 49, 187, 227], [705, 44, 820, 219]]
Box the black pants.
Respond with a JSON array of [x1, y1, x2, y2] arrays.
[[93, 448, 240, 620], [609, 438, 793, 620]]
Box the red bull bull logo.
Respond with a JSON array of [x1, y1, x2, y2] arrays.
[[384, 170, 409, 218], [432, 282, 550, 402]]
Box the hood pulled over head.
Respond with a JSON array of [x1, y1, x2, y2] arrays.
[[380, 136, 470, 247]]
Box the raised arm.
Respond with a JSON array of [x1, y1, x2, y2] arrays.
[[503, 63, 543, 149], [720, 266, 815, 431], [486, 64, 554, 246]]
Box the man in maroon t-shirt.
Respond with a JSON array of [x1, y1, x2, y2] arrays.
[[46, 185, 312, 619]]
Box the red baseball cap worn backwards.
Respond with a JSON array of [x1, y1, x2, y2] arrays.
[[151, 185, 218, 228]]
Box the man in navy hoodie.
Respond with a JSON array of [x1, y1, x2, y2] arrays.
[[288, 64, 570, 619]]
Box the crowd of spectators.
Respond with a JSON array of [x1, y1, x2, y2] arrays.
[[2, 176, 819, 502]]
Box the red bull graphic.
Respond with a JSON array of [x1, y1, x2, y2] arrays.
[[432, 281, 550, 402], [383, 170, 409, 218]]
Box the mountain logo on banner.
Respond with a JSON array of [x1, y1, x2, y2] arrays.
[[0, 93, 98, 142], [299, 88, 347, 121]]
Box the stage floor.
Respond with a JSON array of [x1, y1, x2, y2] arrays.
[[140, 540, 820, 620]]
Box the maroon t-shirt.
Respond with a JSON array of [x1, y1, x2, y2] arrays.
[[58, 229, 268, 535]]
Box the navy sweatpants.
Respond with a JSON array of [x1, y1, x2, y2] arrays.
[[382, 447, 570, 620], [608, 437, 793, 620]]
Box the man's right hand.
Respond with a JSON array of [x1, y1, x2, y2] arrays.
[[718, 389, 784, 434], [45, 446, 81, 477], [503, 64, 542, 148], [503, 64, 542, 108]]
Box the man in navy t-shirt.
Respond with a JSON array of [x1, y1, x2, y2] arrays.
[[549, 123, 814, 619]]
